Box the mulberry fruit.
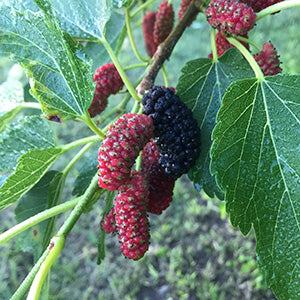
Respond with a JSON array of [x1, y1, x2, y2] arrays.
[[142, 86, 201, 179], [178, 0, 197, 26], [206, 0, 257, 35], [142, 12, 158, 58], [88, 63, 124, 118], [98, 113, 154, 191], [115, 171, 150, 260], [153, 1, 174, 46], [142, 139, 175, 215], [240, 0, 284, 12], [101, 207, 117, 234], [254, 42, 282, 76]]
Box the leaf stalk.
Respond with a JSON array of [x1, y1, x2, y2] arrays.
[[256, 0, 300, 21], [226, 37, 264, 80]]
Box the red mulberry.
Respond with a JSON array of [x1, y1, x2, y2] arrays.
[[153, 1, 174, 46], [88, 63, 124, 118], [254, 42, 282, 76], [98, 113, 154, 191], [178, 0, 197, 26], [142, 12, 158, 58], [115, 171, 150, 260], [142, 139, 175, 215], [206, 0, 257, 35]]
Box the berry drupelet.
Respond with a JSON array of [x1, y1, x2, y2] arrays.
[[98, 113, 154, 191], [206, 0, 257, 35], [115, 170, 150, 260], [142, 12, 158, 58], [142, 139, 175, 215], [88, 63, 124, 118], [153, 1, 174, 46], [254, 42, 282, 76]]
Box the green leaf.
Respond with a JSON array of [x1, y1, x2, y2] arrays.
[[42, 171, 65, 250], [0, 147, 63, 211], [83, 12, 126, 72], [49, 0, 113, 40], [176, 49, 254, 199], [0, 0, 94, 120], [72, 156, 98, 197], [15, 170, 57, 261], [0, 71, 24, 133], [210, 74, 300, 299], [0, 116, 55, 172]]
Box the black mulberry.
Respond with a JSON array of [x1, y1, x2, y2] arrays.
[[142, 86, 201, 178]]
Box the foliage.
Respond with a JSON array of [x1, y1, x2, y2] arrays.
[[0, 0, 299, 299]]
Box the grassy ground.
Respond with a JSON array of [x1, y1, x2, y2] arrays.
[[0, 3, 300, 300], [0, 177, 276, 300]]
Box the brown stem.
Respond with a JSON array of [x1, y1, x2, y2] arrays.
[[136, 0, 204, 96]]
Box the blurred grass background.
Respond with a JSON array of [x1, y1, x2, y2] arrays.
[[0, 2, 300, 299]]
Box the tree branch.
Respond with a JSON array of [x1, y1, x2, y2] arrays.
[[136, 0, 204, 95]]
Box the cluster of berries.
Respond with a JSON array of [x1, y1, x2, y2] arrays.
[[98, 88, 201, 260], [142, 0, 203, 57], [88, 63, 124, 118], [206, 0, 282, 76], [142, 1, 174, 57]]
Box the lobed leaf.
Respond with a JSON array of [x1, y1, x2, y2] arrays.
[[0, 116, 55, 172], [176, 49, 254, 199], [210, 74, 300, 299], [0, 0, 94, 120]]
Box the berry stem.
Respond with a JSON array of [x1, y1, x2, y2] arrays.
[[60, 135, 101, 152], [135, 151, 142, 171], [126, 7, 149, 63], [27, 236, 65, 300], [14, 174, 101, 299], [81, 112, 106, 138], [0, 198, 79, 245], [10, 249, 51, 300], [161, 65, 169, 87], [256, 0, 300, 21], [226, 37, 264, 80], [131, 100, 141, 113], [62, 142, 95, 176], [124, 62, 148, 71], [210, 29, 218, 61], [99, 70, 148, 123], [98, 105, 125, 124], [235, 35, 260, 52], [131, 0, 158, 18], [101, 37, 142, 102], [57, 173, 100, 237]]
